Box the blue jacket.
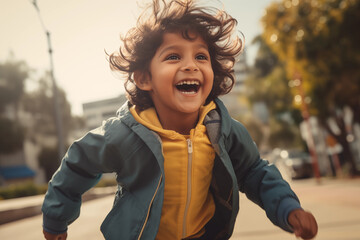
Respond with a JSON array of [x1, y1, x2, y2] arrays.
[[42, 98, 301, 239]]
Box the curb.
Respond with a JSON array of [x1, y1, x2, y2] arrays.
[[0, 186, 116, 225]]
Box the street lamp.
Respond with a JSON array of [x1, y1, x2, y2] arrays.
[[31, 0, 65, 162]]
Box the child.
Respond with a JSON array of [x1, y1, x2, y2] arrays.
[[42, 0, 318, 239]]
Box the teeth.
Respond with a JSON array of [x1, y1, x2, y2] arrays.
[[180, 91, 196, 94], [176, 80, 200, 86]]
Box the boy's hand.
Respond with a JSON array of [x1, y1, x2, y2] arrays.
[[43, 229, 67, 240], [288, 209, 318, 240]]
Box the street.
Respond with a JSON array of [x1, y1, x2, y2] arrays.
[[0, 177, 359, 240]]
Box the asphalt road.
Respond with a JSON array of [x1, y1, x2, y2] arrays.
[[1, 177, 360, 240]]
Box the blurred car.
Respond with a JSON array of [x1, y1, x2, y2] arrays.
[[279, 150, 314, 179]]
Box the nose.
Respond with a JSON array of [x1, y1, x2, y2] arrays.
[[184, 66, 199, 72], [182, 58, 199, 72]]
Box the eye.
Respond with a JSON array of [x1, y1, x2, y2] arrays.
[[196, 54, 209, 60], [165, 54, 180, 61]]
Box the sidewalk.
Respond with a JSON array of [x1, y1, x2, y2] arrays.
[[0, 186, 116, 225], [233, 177, 360, 240], [0, 177, 359, 239]]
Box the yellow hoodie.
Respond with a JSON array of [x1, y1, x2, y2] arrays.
[[130, 102, 216, 239]]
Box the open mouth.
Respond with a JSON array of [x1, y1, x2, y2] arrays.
[[175, 80, 200, 94]]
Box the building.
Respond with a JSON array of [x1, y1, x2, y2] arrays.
[[82, 95, 127, 180], [82, 95, 127, 130], [219, 48, 250, 118]]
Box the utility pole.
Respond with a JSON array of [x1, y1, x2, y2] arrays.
[[31, 0, 65, 162]]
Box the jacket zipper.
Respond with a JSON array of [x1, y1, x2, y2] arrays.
[[137, 174, 162, 240], [182, 138, 193, 238]]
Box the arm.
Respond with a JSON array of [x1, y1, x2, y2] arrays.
[[42, 122, 117, 236], [227, 119, 315, 234]]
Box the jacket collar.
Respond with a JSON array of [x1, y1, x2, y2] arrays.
[[117, 101, 165, 173], [116, 99, 232, 156], [117, 101, 136, 126], [214, 98, 232, 137], [117, 99, 231, 133]]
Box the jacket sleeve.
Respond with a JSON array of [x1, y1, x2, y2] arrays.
[[227, 119, 301, 232], [42, 120, 117, 234]]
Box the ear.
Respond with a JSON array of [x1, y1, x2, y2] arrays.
[[134, 71, 152, 91]]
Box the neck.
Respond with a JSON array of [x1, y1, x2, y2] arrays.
[[156, 110, 199, 135]]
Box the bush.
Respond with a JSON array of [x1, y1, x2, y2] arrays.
[[0, 118, 24, 154], [95, 178, 117, 188], [0, 177, 117, 200], [38, 145, 61, 182], [0, 181, 47, 200]]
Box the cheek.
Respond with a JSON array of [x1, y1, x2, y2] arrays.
[[153, 67, 176, 82], [205, 70, 214, 90]]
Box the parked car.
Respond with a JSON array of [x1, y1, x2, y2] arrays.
[[279, 150, 314, 179], [262, 148, 314, 180]]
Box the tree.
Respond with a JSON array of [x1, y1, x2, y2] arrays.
[[0, 56, 82, 179], [267, 118, 303, 149], [262, 0, 360, 175], [22, 72, 73, 141], [0, 58, 28, 154], [0, 118, 24, 154], [246, 36, 295, 116], [22, 72, 75, 178], [245, 35, 303, 149], [38, 145, 60, 181], [0, 58, 27, 113]]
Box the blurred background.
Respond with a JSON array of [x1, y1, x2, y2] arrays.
[[0, 0, 359, 239]]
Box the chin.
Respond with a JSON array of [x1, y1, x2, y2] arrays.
[[178, 104, 202, 114]]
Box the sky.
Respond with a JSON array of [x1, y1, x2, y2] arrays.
[[0, 0, 272, 115]]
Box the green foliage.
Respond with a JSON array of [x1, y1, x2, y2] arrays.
[[251, 35, 279, 78], [21, 74, 73, 139], [0, 118, 24, 154], [38, 145, 61, 182], [267, 118, 304, 149], [0, 181, 47, 200], [0, 57, 79, 180], [21, 72, 76, 175], [262, 0, 360, 121], [244, 34, 304, 149], [246, 36, 293, 116], [0, 58, 28, 154], [0, 179, 115, 200], [95, 178, 117, 188], [262, 0, 360, 175], [0, 59, 28, 113]]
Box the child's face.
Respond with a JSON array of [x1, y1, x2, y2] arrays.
[[141, 32, 214, 117]]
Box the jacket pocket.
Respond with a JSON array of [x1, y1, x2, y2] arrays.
[[100, 189, 144, 240]]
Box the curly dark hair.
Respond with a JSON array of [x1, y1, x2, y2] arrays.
[[109, 0, 243, 110]]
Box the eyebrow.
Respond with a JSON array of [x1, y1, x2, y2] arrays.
[[158, 43, 209, 58]]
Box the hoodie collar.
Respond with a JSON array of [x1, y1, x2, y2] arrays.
[[116, 98, 231, 140]]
